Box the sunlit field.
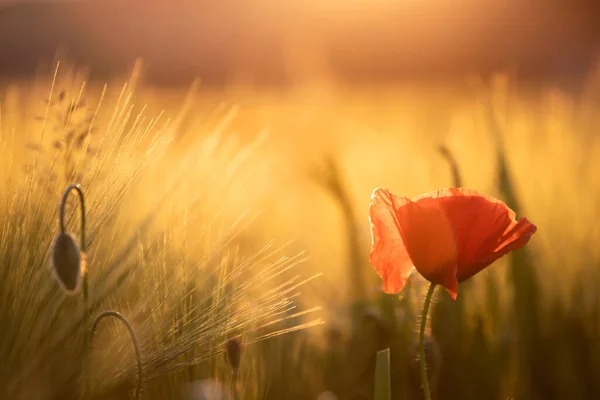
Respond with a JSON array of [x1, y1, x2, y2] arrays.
[[2, 61, 600, 400]]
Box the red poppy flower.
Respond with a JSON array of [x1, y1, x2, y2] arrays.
[[369, 188, 537, 299]]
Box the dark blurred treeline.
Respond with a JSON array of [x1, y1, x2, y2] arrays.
[[1, 0, 600, 88]]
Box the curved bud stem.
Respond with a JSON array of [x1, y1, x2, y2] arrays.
[[59, 184, 89, 320], [60, 184, 86, 244], [90, 310, 143, 400], [419, 283, 437, 400]]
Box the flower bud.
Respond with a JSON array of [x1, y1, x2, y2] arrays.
[[51, 232, 82, 294], [225, 338, 242, 373]]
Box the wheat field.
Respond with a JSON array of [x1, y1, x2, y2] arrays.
[[1, 61, 600, 399]]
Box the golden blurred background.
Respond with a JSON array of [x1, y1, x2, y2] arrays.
[[1, 0, 600, 88], [2, 1, 600, 399]]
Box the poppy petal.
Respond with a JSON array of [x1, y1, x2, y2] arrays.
[[395, 197, 459, 298], [369, 188, 415, 294], [412, 188, 536, 282], [493, 217, 537, 253], [454, 218, 537, 281], [369, 188, 459, 297]]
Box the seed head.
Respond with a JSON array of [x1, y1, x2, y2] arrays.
[[51, 232, 83, 294], [225, 338, 242, 373]]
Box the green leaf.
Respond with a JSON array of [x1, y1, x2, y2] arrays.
[[374, 348, 391, 400]]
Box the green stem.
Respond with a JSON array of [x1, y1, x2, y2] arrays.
[[91, 311, 143, 400], [419, 283, 437, 400], [59, 184, 86, 242], [231, 371, 239, 400], [59, 184, 88, 319], [59, 184, 90, 394]]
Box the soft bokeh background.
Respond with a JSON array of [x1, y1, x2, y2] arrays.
[[1, 1, 600, 399]]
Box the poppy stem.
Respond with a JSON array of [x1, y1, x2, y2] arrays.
[[59, 184, 88, 322], [419, 282, 437, 400], [59, 184, 90, 394], [90, 310, 143, 400], [231, 370, 239, 400]]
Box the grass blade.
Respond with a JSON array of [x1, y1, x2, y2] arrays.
[[374, 348, 391, 400]]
